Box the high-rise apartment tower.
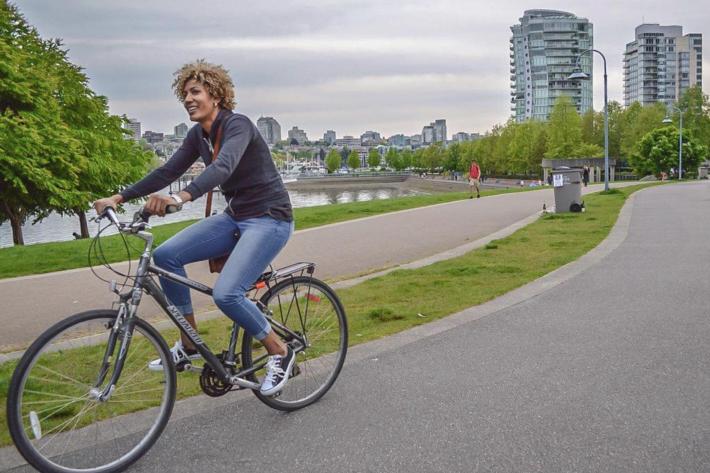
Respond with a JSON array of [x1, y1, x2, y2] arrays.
[[510, 10, 593, 121], [623, 24, 702, 106], [257, 116, 282, 145]]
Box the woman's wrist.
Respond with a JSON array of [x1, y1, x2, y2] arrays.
[[111, 194, 125, 205], [176, 191, 192, 203]]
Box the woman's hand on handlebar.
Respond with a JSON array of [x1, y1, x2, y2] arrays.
[[144, 194, 177, 217], [94, 194, 123, 215], [145, 191, 191, 217]]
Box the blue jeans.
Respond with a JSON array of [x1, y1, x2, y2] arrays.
[[153, 213, 294, 340]]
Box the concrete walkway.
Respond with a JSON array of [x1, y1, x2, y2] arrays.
[[0, 183, 622, 351]]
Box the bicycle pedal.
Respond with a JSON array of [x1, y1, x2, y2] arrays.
[[176, 361, 195, 373]]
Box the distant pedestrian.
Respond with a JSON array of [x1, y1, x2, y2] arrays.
[[547, 174, 553, 186], [582, 166, 589, 187], [469, 161, 481, 198]]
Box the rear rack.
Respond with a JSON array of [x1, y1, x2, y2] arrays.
[[254, 262, 315, 286]]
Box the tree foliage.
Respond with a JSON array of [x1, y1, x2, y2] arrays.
[[347, 150, 360, 170], [0, 2, 151, 244], [632, 127, 707, 176], [676, 85, 710, 149], [384, 148, 404, 170], [367, 148, 380, 168], [325, 149, 341, 174]]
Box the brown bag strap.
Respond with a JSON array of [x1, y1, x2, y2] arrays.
[[204, 125, 224, 218]]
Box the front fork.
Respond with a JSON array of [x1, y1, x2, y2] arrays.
[[90, 303, 136, 402], [91, 233, 156, 401]]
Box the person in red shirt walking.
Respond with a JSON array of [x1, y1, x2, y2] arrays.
[[469, 161, 481, 198]]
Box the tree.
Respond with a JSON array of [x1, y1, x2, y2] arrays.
[[385, 148, 403, 170], [619, 102, 667, 158], [400, 148, 413, 170], [545, 96, 584, 158], [580, 109, 602, 148], [606, 101, 625, 159], [271, 150, 287, 170], [0, 5, 82, 245], [631, 126, 707, 176], [420, 143, 445, 172], [443, 142, 462, 172], [367, 148, 380, 168], [677, 85, 710, 149], [508, 120, 547, 176], [325, 149, 341, 174], [0, 3, 151, 243], [347, 150, 360, 170]]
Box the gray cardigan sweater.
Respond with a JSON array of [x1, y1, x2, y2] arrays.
[[120, 109, 292, 221]]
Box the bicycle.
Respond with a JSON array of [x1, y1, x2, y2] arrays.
[[6, 206, 348, 473]]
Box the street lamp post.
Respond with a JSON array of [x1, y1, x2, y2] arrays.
[[663, 108, 684, 179], [569, 49, 609, 191]]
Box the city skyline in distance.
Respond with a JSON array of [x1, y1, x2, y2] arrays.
[[16, 0, 709, 138]]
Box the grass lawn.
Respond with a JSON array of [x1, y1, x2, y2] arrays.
[[0, 187, 527, 279], [0, 184, 655, 447]]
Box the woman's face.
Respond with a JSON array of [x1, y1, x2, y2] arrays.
[[183, 79, 219, 123]]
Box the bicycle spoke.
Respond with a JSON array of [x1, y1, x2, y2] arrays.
[[37, 402, 98, 451], [111, 386, 165, 397], [24, 390, 88, 401], [25, 397, 87, 422], [34, 365, 88, 390]]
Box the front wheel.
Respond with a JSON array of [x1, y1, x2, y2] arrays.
[[242, 276, 348, 411], [6, 309, 176, 473]]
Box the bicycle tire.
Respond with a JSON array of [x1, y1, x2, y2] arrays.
[[241, 276, 348, 411], [7, 309, 176, 473]]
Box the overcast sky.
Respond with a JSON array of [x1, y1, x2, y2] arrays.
[[14, 0, 710, 140]]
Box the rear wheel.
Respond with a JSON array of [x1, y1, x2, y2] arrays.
[[242, 276, 348, 411], [6, 309, 176, 473]]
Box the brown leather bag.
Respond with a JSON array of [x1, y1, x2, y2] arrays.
[[205, 125, 228, 273]]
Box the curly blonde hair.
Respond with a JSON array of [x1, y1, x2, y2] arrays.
[[172, 59, 236, 110]]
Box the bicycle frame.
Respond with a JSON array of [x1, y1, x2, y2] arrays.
[[98, 208, 308, 396], [147, 271, 310, 385]]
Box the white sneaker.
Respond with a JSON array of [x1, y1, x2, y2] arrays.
[[260, 347, 295, 396], [148, 340, 201, 372]]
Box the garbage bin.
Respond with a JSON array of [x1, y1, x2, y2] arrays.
[[551, 168, 583, 213]]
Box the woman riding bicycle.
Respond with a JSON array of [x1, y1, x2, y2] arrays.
[[94, 60, 295, 396]]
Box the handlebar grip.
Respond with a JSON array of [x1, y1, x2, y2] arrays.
[[137, 204, 182, 223], [165, 204, 182, 214]]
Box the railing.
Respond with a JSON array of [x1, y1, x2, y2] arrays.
[[294, 171, 412, 181], [615, 172, 639, 181]]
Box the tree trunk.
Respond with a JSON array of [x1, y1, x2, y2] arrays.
[[77, 209, 90, 238], [2, 202, 25, 246], [9, 215, 24, 245]]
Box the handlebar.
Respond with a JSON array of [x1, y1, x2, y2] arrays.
[[136, 204, 181, 223], [100, 204, 182, 231]]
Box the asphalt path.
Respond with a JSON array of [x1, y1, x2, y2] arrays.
[[1, 185, 567, 350], [3, 181, 709, 472]]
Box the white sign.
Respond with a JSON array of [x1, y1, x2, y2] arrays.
[[553, 174, 564, 187]]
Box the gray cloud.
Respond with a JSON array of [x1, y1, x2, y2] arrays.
[[14, 0, 710, 137]]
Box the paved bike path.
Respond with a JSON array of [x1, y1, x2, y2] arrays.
[[0, 182, 642, 352], [0, 185, 570, 351]]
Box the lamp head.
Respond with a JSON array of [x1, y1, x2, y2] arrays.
[[662, 116, 673, 124], [568, 69, 589, 80]]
